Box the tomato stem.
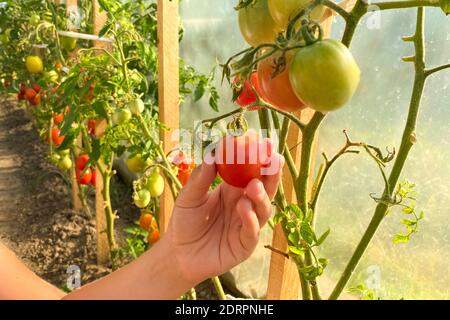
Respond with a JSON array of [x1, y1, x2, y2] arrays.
[[329, 7, 429, 300]]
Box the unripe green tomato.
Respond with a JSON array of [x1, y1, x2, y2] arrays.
[[26, 56, 44, 74], [238, 0, 281, 47], [45, 70, 59, 83], [29, 14, 41, 26], [58, 156, 72, 171], [114, 109, 132, 125], [50, 153, 61, 165], [440, 0, 450, 14], [126, 154, 151, 174], [146, 172, 165, 197], [60, 36, 77, 51], [129, 98, 145, 115], [133, 189, 151, 209], [59, 149, 71, 156], [268, 0, 325, 29], [289, 39, 361, 112]]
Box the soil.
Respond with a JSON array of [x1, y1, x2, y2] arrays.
[[0, 96, 219, 299]]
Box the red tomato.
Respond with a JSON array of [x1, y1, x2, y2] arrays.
[[90, 169, 96, 186], [215, 132, 272, 188], [76, 154, 90, 171], [4, 80, 11, 87], [51, 127, 64, 145], [76, 167, 92, 185], [29, 94, 41, 106], [87, 119, 96, 136], [53, 113, 64, 125], [257, 51, 305, 112], [25, 88, 37, 101], [32, 83, 41, 93], [172, 152, 195, 186], [18, 84, 27, 100], [234, 73, 263, 110]]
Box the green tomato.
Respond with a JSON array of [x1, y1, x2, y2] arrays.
[[45, 70, 59, 83], [60, 36, 77, 51], [126, 154, 152, 174], [114, 109, 132, 125], [50, 153, 61, 165], [29, 14, 41, 26], [25, 56, 44, 74], [238, 0, 281, 47], [146, 171, 165, 198], [289, 39, 361, 112], [58, 156, 72, 171], [133, 189, 151, 209], [59, 149, 71, 156], [268, 0, 325, 29], [129, 98, 145, 115]]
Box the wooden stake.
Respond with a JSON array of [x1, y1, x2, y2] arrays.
[[92, 0, 110, 265], [157, 0, 180, 234], [267, 109, 317, 299]]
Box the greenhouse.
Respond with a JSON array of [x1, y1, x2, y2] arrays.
[[0, 0, 449, 304]]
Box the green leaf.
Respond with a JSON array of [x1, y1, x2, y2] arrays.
[[401, 219, 416, 227], [316, 229, 330, 246], [193, 82, 206, 102], [289, 246, 303, 256], [287, 204, 303, 219], [393, 234, 410, 244], [300, 222, 314, 245], [90, 139, 101, 162], [318, 258, 329, 268], [92, 101, 109, 119], [402, 207, 413, 214], [288, 231, 300, 246]]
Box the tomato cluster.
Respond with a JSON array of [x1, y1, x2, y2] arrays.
[[236, 0, 361, 113], [138, 212, 160, 245], [76, 154, 96, 186], [18, 83, 42, 106]]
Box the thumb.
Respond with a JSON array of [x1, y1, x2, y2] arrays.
[[175, 154, 217, 208]]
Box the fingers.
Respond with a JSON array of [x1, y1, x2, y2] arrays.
[[175, 155, 217, 208], [244, 179, 272, 228], [261, 152, 285, 199], [236, 196, 260, 253]]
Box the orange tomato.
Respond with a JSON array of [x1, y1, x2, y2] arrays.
[[139, 213, 158, 231], [147, 230, 160, 245], [257, 51, 305, 112]]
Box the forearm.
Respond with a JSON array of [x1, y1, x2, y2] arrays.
[[63, 235, 194, 300], [0, 242, 65, 300]]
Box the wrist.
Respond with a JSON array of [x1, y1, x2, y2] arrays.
[[142, 234, 196, 299]]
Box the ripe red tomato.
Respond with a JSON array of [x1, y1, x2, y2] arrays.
[[24, 88, 37, 101], [76, 167, 92, 185], [53, 113, 64, 125], [257, 51, 305, 112], [173, 152, 195, 186], [234, 73, 263, 110], [51, 127, 64, 145], [90, 169, 96, 186], [87, 119, 96, 136], [4, 80, 11, 87], [215, 132, 272, 188], [76, 154, 90, 171], [29, 94, 41, 106], [32, 83, 41, 93]]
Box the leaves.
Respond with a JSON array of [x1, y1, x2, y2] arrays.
[[392, 180, 424, 245]]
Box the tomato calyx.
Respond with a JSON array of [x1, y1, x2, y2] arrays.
[[226, 112, 249, 137]]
